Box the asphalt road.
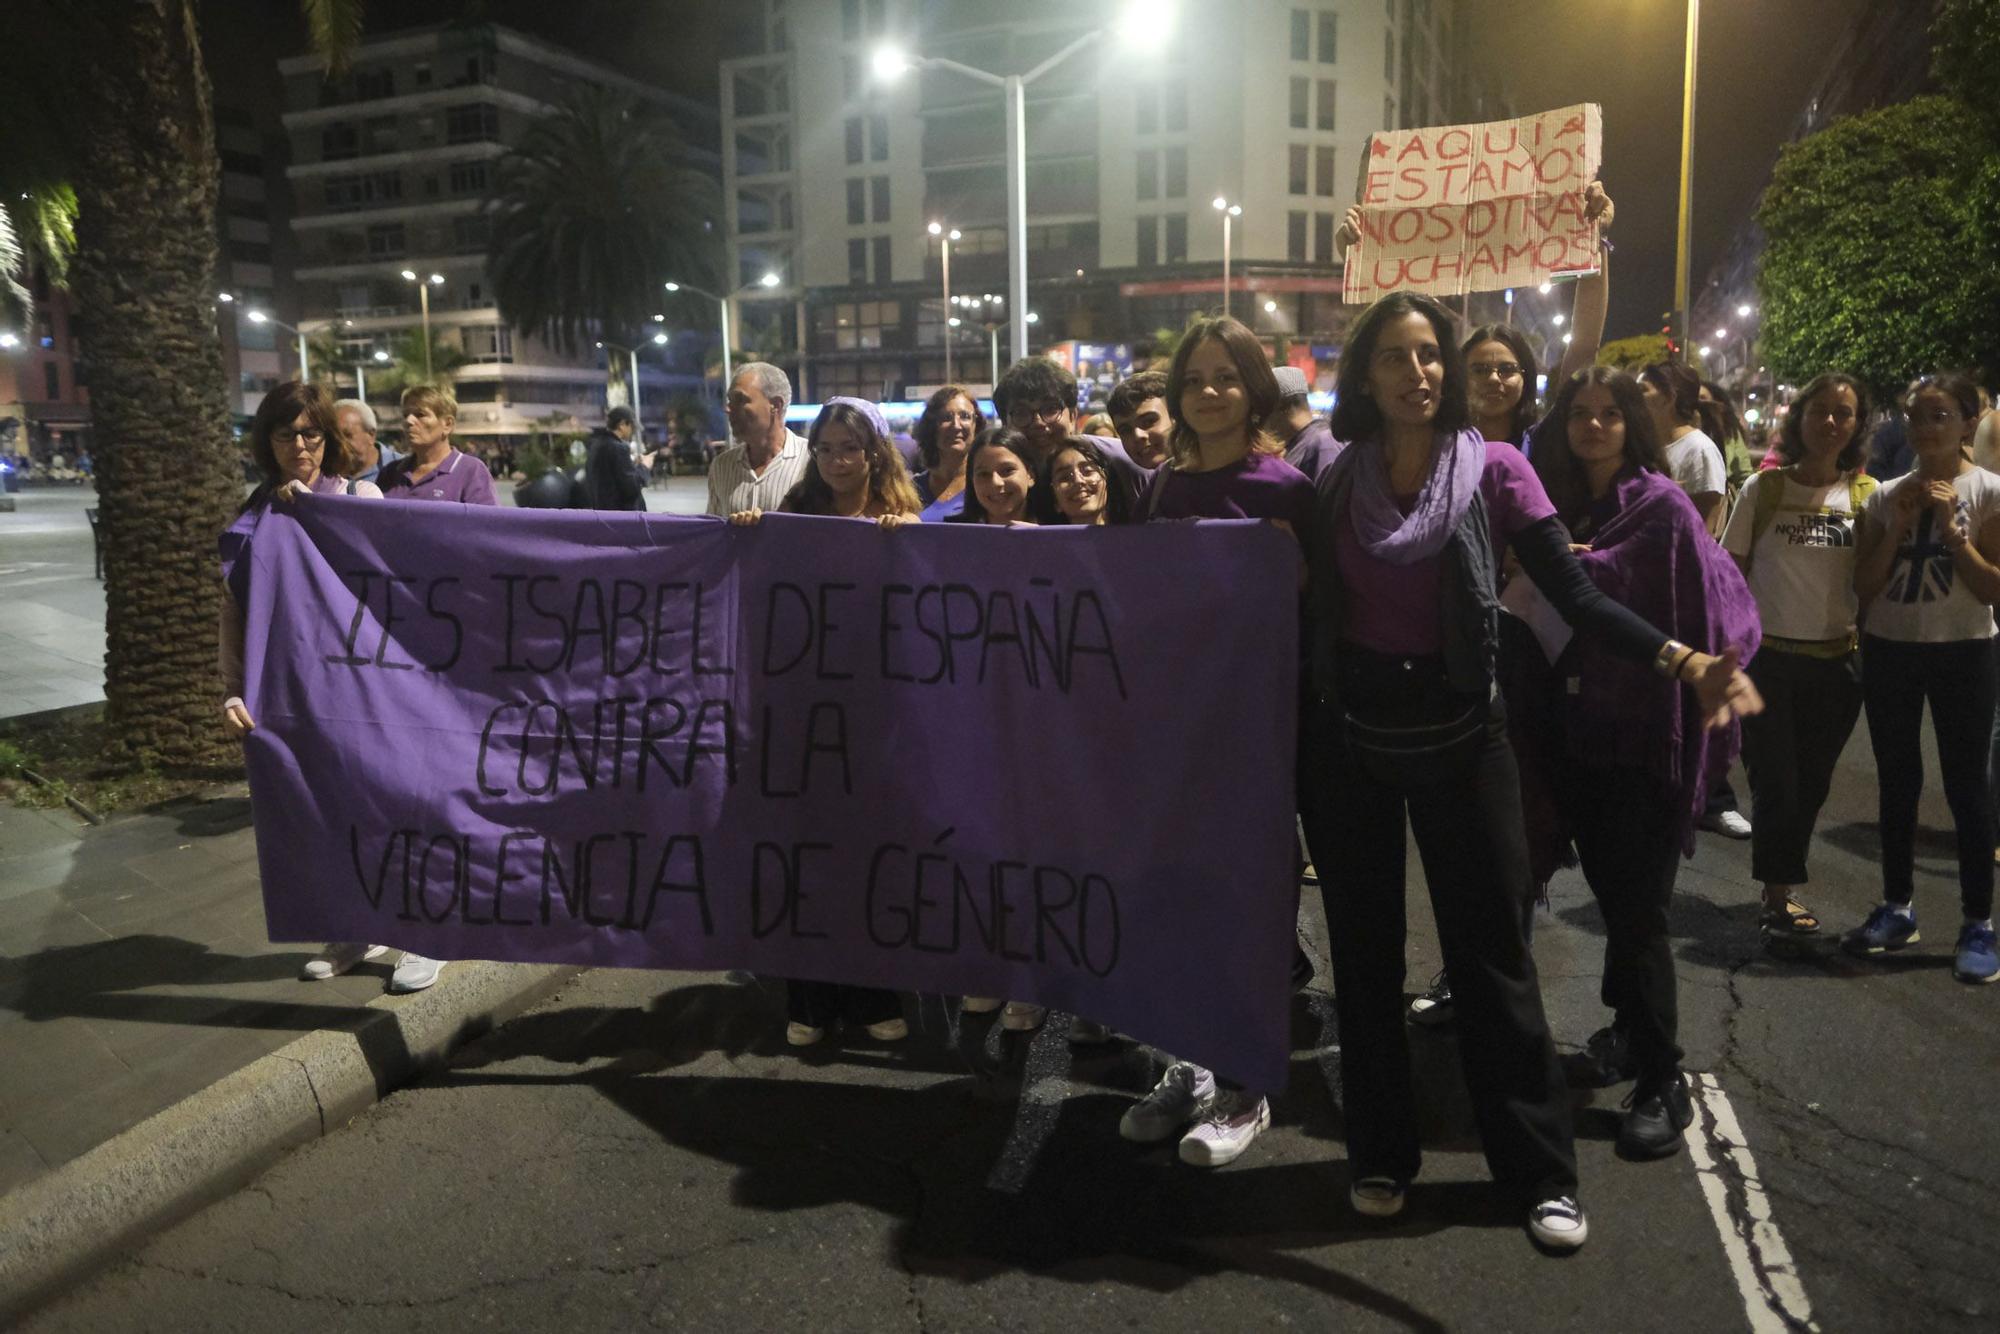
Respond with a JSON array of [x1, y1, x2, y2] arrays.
[[19, 711, 1998, 1333]]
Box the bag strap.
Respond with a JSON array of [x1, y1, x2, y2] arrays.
[[1745, 468, 1875, 571]]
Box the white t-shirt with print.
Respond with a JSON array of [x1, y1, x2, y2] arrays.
[[1663, 428, 1726, 498], [1721, 470, 1863, 641], [1860, 467, 2000, 643]]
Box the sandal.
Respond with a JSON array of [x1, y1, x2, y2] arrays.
[[1760, 899, 1821, 936]]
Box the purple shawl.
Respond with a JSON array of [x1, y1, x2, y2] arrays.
[[1514, 468, 1762, 873], [1346, 428, 1486, 565]]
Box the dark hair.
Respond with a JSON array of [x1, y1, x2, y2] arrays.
[[1902, 370, 1983, 423], [1776, 373, 1869, 472], [1037, 434, 1133, 526], [1327, 291, 1470, 443], [1532, 367, 1670, 521], [951, 426, 1036, 525], [780, 400, 920, 518], [1640, 360, 1702, 426], [992, 356, 1078, 424], [606, 405, 636, 432], [244, 380, 347, 510], [1106, 370, 1169, 421], [1163, 315, 1282, 466], [1462, 323, 1542, 445], [1697, 379, 1746, 450], [912, 384, 986, 470]]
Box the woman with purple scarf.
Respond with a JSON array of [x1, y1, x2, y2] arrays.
[[1300, 293, 1761, 1253], [1513, 368, 1761, 1158]]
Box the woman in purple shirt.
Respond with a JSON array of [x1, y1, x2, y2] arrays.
[[1300, 292, 1760, 1252]]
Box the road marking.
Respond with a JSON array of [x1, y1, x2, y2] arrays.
[[1683, 1072, 1819, 1333]]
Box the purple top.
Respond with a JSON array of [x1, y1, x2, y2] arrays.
[[1335, 442, 1556, 654], [1139, 450, 1314, 535], [1283, 419, 1344, 483], [376, 448, 499, 506]]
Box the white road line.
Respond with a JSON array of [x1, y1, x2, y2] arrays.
[[1683, 1072, 1819, 1333]]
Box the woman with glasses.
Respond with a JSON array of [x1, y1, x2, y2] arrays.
[[728, 397, 922, 1043], [911, 385, 984, 522], [1846, 372, 2000, 984], [218, 381, 406, 989], [1721, 374, 1874, 947], [1042, 435, 1132, 526]]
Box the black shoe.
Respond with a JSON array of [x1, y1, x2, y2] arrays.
[[1407, 970, 1455, 1026], [1617, 1071, 1693, 1159], [1290, 939, 1315, 992], [1562, 1025, 1639, 1088]]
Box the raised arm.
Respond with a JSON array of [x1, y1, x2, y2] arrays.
[[1553, 184, 1614, 381]]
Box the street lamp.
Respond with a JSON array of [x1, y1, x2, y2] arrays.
[[355, 346, 389, 403], [246, 309, 311, 384], [1212, 197, 1242, 319], [664, 272, 780, 396], [874, 2, 1168, 364], [927, 221, 963, 382], [1736, 303, 1752, 318], [1673, 0, 1702, 365], [595, 333, 665, 423], [0, 333, 19, 350], [400, 270, 444, 378]]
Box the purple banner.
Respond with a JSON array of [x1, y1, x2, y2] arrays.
[[239, 499, 1300, 1088]]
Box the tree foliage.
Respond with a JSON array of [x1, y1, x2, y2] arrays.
[[1934, 0, 2000, 140], [1756, 96, 2000, 398], [1595, 334, 1685, 373]]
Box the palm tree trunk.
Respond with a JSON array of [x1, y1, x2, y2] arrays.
[[68, 0, 241, 770]]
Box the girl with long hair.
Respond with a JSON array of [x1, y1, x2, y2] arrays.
[[946, 427, 1041, 528], [1041, 435, 1132, 526]]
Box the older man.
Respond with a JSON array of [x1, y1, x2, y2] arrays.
[[333, 398, 401, 484], [706, 362, 810, 516]]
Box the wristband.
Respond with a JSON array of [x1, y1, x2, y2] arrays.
[[1652, 640, 1688, 678]]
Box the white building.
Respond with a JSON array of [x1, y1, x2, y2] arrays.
[[278, 24, 718, 446], [721, 0, 1461, 400]]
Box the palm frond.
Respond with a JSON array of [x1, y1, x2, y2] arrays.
[[299, 0, 366, 75], [0, 206, 29, 327]]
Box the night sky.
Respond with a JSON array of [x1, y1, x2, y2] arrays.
[[208, 0, 1868, 340]]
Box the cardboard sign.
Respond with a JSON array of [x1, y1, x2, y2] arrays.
[[1343, 103, 1603, 303]]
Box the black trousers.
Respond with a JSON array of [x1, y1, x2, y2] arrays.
[[1555, 765, 1685, 1082], [1301, 653, 1576, 1205], [1861, 635, 1998, 919], [785, 981, 902, 1030], [1741, 647, 1864, 887]]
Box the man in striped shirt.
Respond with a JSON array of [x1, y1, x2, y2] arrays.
[[706, 362, 810, 516]]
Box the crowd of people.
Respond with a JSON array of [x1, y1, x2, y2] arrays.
[[217, 260, 2000, 1254]]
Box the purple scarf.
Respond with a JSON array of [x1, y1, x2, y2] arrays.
[[1346, 428, 1486, 565], [1511, 468, 1763, 873], [823, 395, 890, 442]]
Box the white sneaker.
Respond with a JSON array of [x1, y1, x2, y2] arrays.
[[1177, 1091, 1271, 1167], [785, 1021, 825, 1047], [388, 952, 444, 994], [1000, 1002, 1046, 1031], [1700, 809, 1753, 839], [1527, 1196, 1589, 1251], [961, 996, 1003, 1014], [301, 942, 387, 980], [864, 1017, 908, 1041], [1119, 1062, 1218, 1143], [1349, 1176, 1408, 1218]]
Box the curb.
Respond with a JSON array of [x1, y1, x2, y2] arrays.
[[0, 960, 583, 1322]]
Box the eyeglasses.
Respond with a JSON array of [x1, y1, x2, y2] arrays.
[[812, 443, 866, 461], [1006, 401, 1069, 425], [272, 428, 325, 446], [1468, 362, 1524, 380], [1052, 461, 1103, 487]]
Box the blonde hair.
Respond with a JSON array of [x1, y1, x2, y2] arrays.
[[400, 382, 458, 423]]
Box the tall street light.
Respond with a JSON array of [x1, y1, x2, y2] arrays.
[[664, 272, 781, 396], [595, 332, 671, 427], [1673, 0, 1701, 365], [874, 3, 1166, 366], [1212, 196, 1242, 319], [928, 221, 962, 383], [246, 309, 310, 384], [399, 269, 445, 378], [355, 347, 389, 403]]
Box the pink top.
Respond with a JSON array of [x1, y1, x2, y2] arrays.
[[1333, 442, 1557, 655]]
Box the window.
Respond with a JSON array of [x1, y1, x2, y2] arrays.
[[1315, 146, 1336, 196], [461, 325, 513, 362], [1288, 145, 1309, 195], [365, 115, 400, 153], [1137, 151, 1158, 201], [323, 170, 402, 210], [1164, 213, 1187, 263], [1290, 9, 1310, 60], [452, 214, 489, 250], [1164, 78, 1187, 132], [1137, 215, 1157, 265], [1164, 146, 1186, 198], [846, 178, 866, 225], [353, 68, 394, 99], [842, 56, 859, 99], [1288, 210, 1308, 261], [321, 122, 359, 161], [1289, 78, 1308, 129], [448, 160, 489, 194], [366, 222, 405, 257], [414, 62, 432, 88], [44, 362, 60, 400], [848, 238, 869, 284], [1136, 86, 1157, 136], [446, 102, 497, 144], [869, 115, 889, 161], [1314, 211, 1334, 262], [870, 176, 890, 223], [845, 118, 864, 164], [1316, 79, 1337, 130], [872, 234, 892, 282], [842, 0, 861, 40], [1318, 12, 1338, 61], [1385, 29, 1395, 80]]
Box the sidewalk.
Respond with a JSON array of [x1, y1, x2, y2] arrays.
[[0, 787, 576, 1316]]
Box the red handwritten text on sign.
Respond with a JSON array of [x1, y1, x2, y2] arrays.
[[1343, 103, 1602, 303]]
